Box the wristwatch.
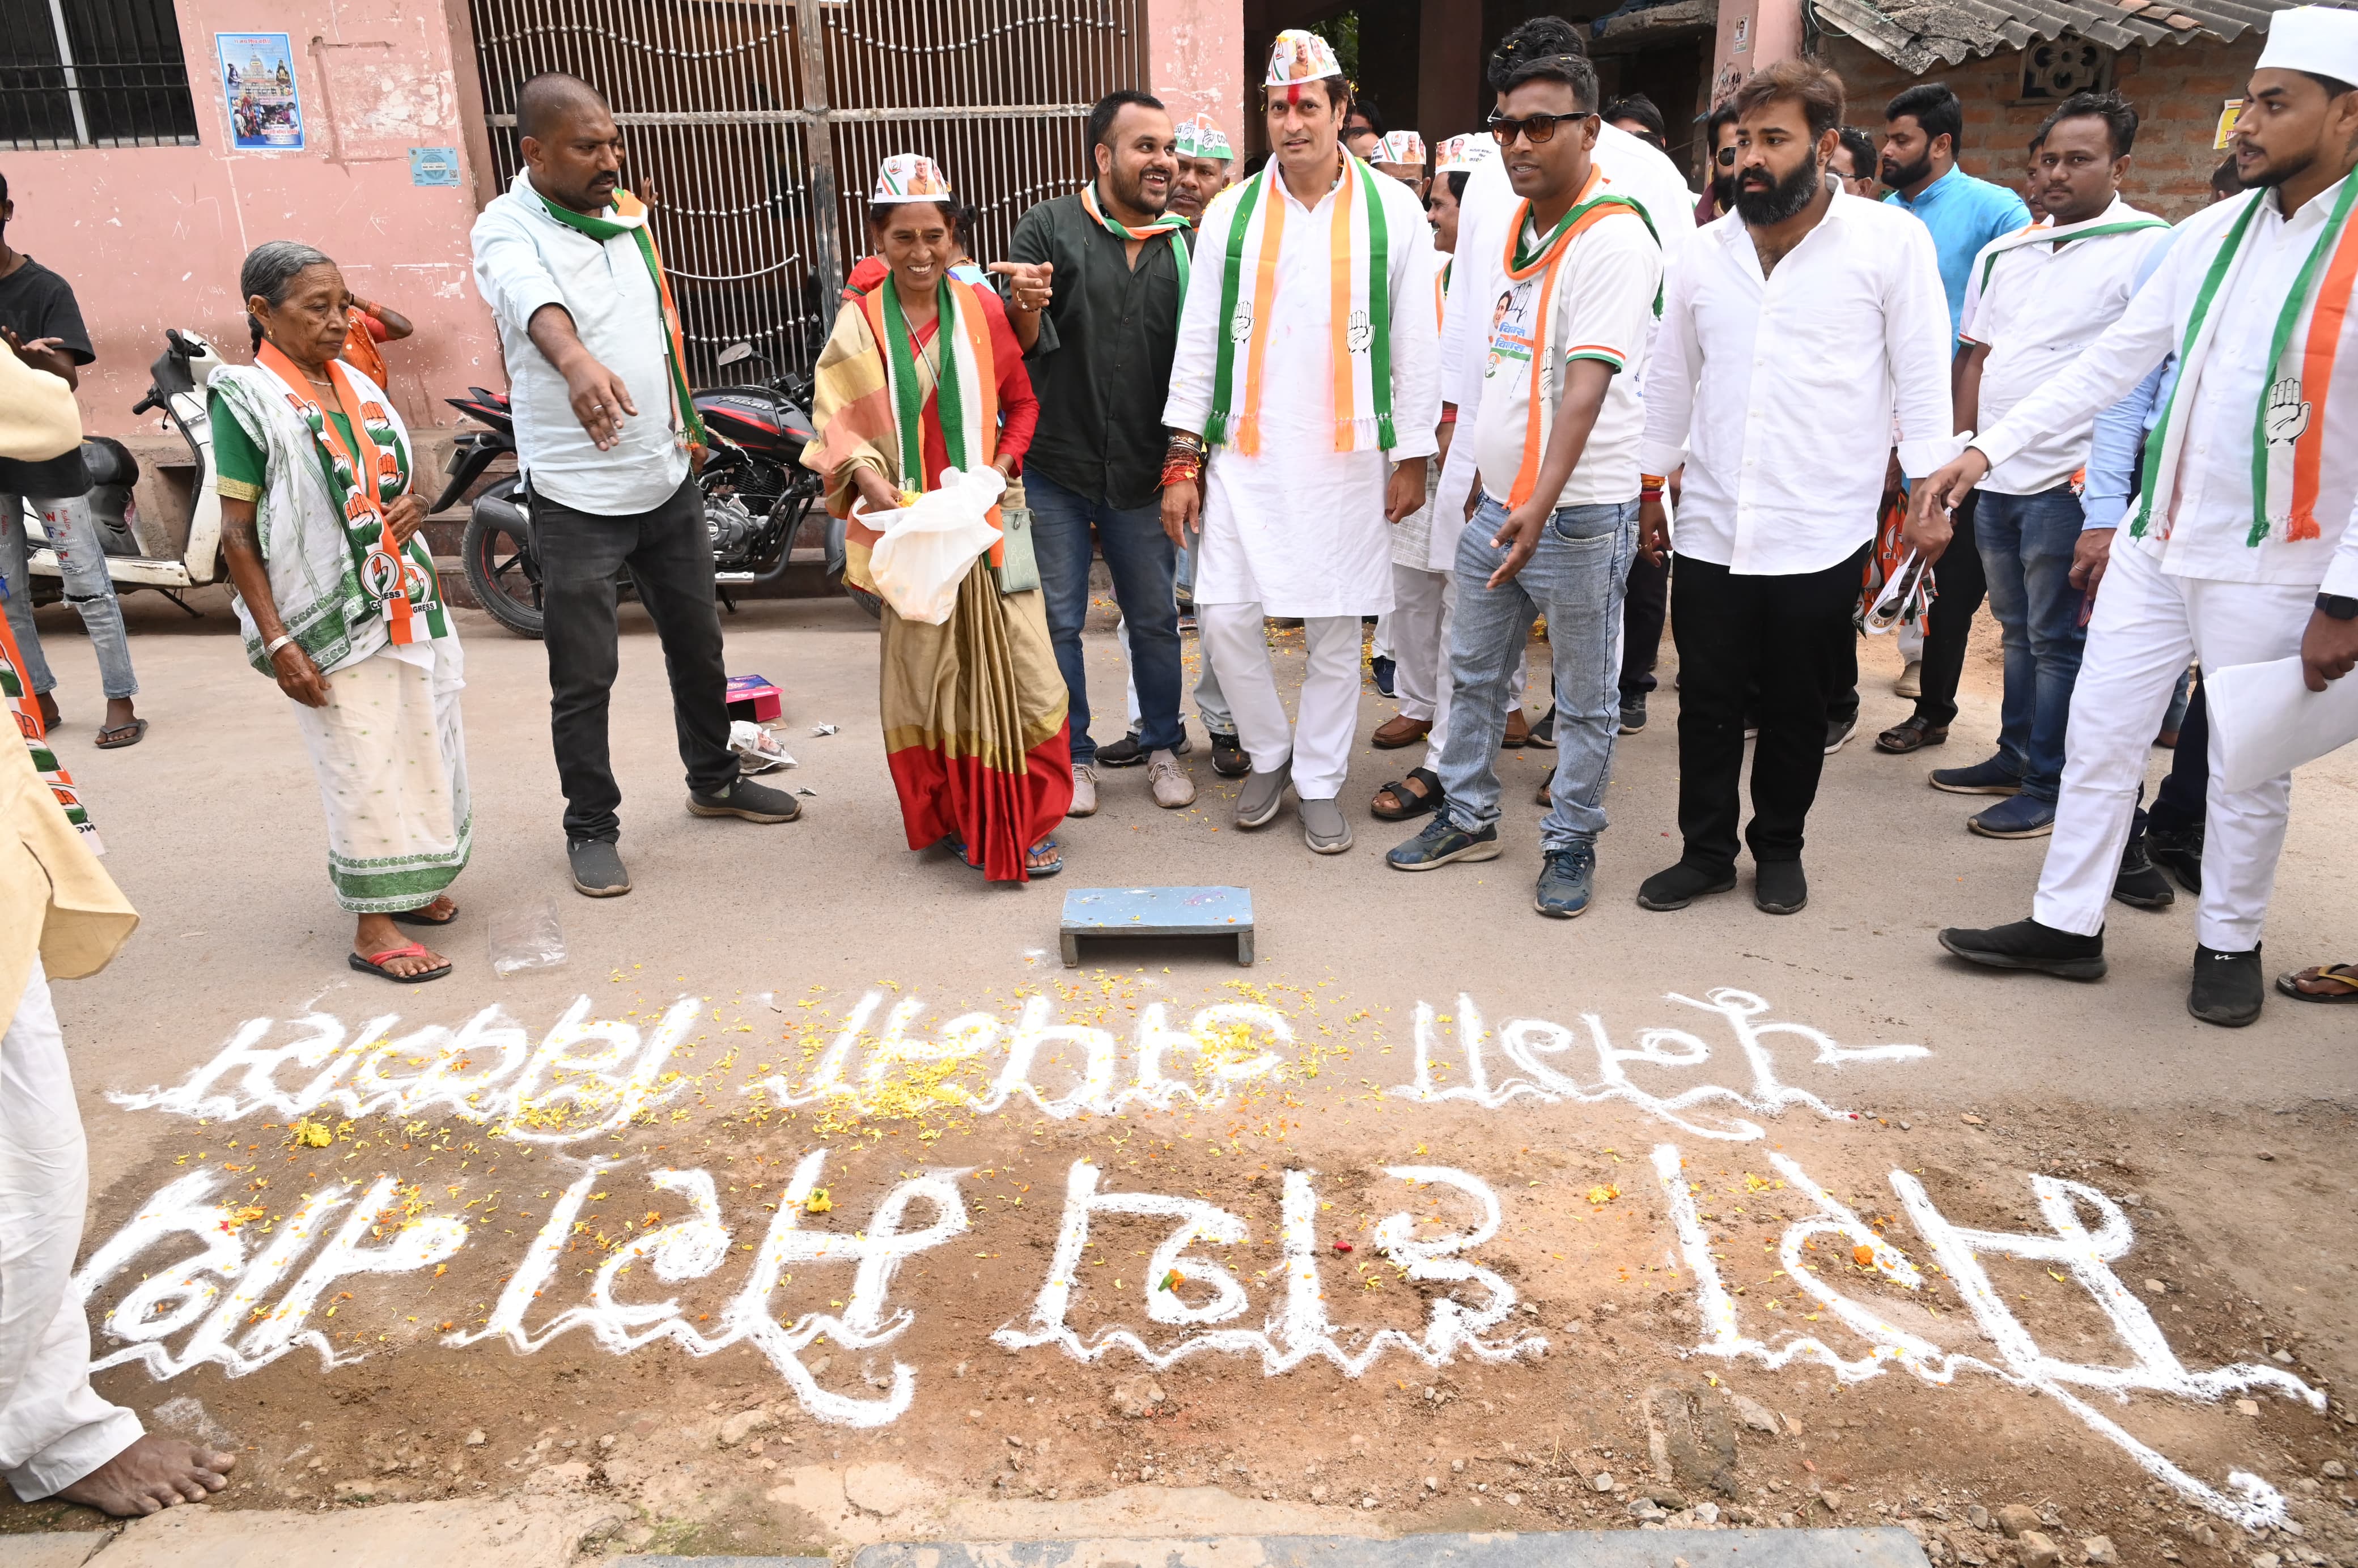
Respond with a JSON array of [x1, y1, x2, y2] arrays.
[[2318, 593, 2358, 621]]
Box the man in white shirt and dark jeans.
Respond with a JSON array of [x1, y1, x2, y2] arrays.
[[1635, 58, 1953, 917], [1382, 24, 1661, 920], [1925, 7, 2358, 1027], [1939, 92, 2166, 839], [472, 74, 800, 898]]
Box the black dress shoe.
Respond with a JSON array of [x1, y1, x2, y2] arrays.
[[1876, 715, 1950, 754], [2189, 943, 2264, 1027], [2148, 825, 2203, 894], [1755, 859, 1808, 914], [1938, 917, 2106, 979], [1208, 730, 1250, 779], [2111, 836, 2175, 910], [1636, 861, 1738, 911]]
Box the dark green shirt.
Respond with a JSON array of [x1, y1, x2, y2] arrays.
[[1005, 186, 1190, 511]]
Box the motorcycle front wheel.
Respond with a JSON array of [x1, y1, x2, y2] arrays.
[[463, 505, 545, 639]]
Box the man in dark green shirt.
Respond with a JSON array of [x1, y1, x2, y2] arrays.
[[1002, 90, 1198, 817]]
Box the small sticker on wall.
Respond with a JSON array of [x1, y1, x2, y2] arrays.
[[410, 147, 461, 187], [2214, 99, 2244, 151], [1732, 14, 1751, 52]]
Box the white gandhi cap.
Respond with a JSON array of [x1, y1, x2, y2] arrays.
[[2255, 6, 2358, 87]]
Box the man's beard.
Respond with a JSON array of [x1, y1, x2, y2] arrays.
[[1880, 151, 1931, 190], [2237, 145, 2312, 190], [1711, 172, 1735, 209], [1109, 163, 1167, 216], [1733, 156, 1821, 224]]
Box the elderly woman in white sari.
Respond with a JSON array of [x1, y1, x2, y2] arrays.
[[209, 241, 470, 983]]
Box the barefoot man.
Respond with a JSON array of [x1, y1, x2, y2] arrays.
[[0, 343, 235, 1515]]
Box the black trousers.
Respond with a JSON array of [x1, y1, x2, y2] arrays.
[[1618, 547, 1668, 699], [1671, 543, 1870, 873], [1910, 490, 1985, 729], [536, 474, 736, 842], [2138, 673, 2211, 840]]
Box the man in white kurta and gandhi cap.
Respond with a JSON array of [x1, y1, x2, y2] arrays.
[[1926, 3, 2358, 1028], [1161, 28, 1442, 855]]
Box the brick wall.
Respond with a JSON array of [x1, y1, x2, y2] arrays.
[[1818, 33, 2257, 220]]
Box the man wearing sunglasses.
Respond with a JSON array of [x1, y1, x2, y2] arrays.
[[1635, 58, 1953, 918], [1382, 27, 1662, 920], [1698, 104, 1740, 224]]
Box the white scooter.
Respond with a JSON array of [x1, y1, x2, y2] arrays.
[[17, 328, 227, 614]]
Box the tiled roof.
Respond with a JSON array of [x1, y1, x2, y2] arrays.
[[1809, 0, 2355, 71]]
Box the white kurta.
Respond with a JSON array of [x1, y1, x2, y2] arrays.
[[1163, 160, 1441, 618]]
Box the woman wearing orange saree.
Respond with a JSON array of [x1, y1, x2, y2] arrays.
[[805, 156, 1072, 882]]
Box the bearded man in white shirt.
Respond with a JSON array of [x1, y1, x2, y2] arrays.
[[1634, 58, 1954, 917], [1160, 29, 1441, 856], [1926, 6, 2358, 1027], [1938, 91, 2167, 840]]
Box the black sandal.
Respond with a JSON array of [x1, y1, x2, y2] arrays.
[[1371, 768, 1443, 822]]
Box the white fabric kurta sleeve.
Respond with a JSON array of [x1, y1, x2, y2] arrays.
[[1440, 158, 1513, 410], [1160, 189, 1237, 437], [1636, 243, 1703, 478], [469, 199, 566, 333], [1887, 220, 1964, 479], [1382, 180, 1442, 462], [1971, 231, 2194, 472], [2325, 498, 2358, 598]]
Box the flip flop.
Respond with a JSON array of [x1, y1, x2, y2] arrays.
[[392, 900, 459, 927], [1023, 839, 1064, 880], [95, 718, 148, 749], [2275, 963, 2358, 1002], [348, 942, 452, 984]]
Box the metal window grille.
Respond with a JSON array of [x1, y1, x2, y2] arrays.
[[1, 0, 200, 150], [2016, 36, 2113, 104], [469, 0, 1145, 382]]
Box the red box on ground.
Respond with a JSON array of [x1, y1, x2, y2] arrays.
[[726, 675, 781, 724]]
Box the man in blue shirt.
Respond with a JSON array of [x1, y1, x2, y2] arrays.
[[1871, 83, 2034, 761]]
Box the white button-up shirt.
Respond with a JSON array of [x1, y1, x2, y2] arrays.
[[470, 170, 689, 516], [1974, 177, 2358, 597], [1638, 186, 1955, 576], [1958, 202, 2166, 497]]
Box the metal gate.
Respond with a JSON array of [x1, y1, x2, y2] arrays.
[[468, 0, 1147, 383]]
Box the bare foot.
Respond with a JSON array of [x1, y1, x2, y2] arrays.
[[54, 1434, 234, 1516]]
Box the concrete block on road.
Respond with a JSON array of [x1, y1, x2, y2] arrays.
[[853, 1528, 1932, 1567], [1060, 885, 1255, 967], [0, 1534, 109, 1568]]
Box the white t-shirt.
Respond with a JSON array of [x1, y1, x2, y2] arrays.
[[1473, 209, 1661, 510]]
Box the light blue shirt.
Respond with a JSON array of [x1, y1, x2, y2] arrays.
[[1885, 165, 2034, 338], [2081, 223, 2185, 531]]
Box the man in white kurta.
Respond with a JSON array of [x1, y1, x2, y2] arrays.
[[1161, 32, 1441, 855]]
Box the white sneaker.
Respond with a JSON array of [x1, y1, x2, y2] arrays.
[[1068, 763, 1099, 817], [1147, 749, 1196, 809], [1894, 659, 1923, 699]]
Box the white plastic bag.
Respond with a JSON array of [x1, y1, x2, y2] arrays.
[[860, 465, 1005, 625]]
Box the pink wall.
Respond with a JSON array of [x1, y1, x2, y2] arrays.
[[5, 0, 498, 439], [1708, 0, 1805, 104], [1148, 0, 1247, 159]]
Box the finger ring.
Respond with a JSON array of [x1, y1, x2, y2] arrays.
[[590, 403, 604, 413]]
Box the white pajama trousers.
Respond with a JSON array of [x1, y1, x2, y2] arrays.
[[1199, 605, 1363, 799], [0, 961, 141, 1501], [2033, 538, 2313, 951]]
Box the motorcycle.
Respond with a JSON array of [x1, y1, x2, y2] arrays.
[[17, 328, 227, 614], [440, 341, 862, 639]]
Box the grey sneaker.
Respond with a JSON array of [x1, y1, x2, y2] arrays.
[[568, 838, 631, 897], [1299, 796, 1353, 855], [1235, 759, 1292, 828], [1068, 763, 1100, 817], [688, 776, 803, 822], [1534, 843, 1596, 918], [1148, 749, 1197, 809]]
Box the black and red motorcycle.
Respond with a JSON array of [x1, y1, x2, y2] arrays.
[[432, 342, 859, 639]]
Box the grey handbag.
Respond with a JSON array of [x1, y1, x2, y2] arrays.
[[994, 500, 1041, 593]]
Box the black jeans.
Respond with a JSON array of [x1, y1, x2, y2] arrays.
[[1671, 543, 1870, 874], [2139, 673, 2210, 839], [1910, 490, 1985, 729], [536, 474, 737, 842], [1618, 547, 1668, 700]]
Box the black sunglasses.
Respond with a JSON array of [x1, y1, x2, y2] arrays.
[[1487, 111, 1592, 146], [1715, 147, 1738, 167]]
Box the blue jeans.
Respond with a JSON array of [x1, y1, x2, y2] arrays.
[[1, 494, 139, 701], [1436, 496, 1634, 849], [1975, 486, 2087, 801], [1027, 470, 1182, 766]]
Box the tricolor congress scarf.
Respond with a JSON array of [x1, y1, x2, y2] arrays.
[[1969, 196, 2168, 296], [0, 602, 99, 851], [255, 344, 447, 646], [1497, 169, 1656, 508], [2134, 177, 2358, 547], [858, 274, 1007, 565], [1205, 154, 1396, 455], [533, 182, 708, 448], [1079, 181, 1191, 317]]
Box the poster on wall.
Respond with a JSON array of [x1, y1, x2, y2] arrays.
[[217, 33, 304, 151]]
